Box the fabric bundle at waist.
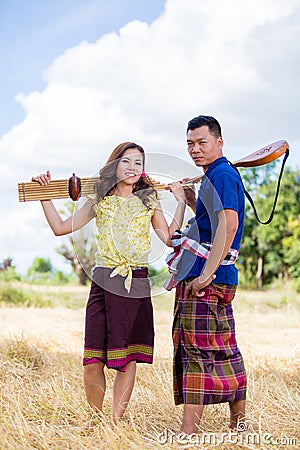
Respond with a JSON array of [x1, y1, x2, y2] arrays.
[[164, 229, 239, 291]]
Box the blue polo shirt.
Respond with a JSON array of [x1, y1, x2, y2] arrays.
[[182, 156, 245, 285]]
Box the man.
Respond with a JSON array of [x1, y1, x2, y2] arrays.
[[172, 115, 247, 434]]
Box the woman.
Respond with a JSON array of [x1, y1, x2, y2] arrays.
[[32, 142, 186, 422]]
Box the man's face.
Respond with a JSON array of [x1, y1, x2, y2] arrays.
[[187, 125, 223, 171]]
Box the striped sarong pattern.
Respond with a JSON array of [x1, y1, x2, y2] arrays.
[[173, 282, 247, 405]]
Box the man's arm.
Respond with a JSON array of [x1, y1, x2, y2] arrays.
[[185, 208, 238, 298], [184, 185, 197, 214]]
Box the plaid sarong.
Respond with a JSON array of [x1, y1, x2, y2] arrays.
[[173, 282, 247, 405], [164, 229, 239, 290]]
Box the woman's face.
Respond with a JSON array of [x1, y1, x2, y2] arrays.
[[116, 148, 144, 184]]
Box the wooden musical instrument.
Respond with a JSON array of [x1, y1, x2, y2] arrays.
[[18, 140, 289, 202], [232, 139, 288, 168]]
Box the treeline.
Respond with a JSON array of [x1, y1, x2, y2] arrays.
[[238, 163, 300, 291]]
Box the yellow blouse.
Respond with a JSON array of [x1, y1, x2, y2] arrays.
[[91, 194, 158, 292]]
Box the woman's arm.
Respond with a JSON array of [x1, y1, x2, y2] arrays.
[[32, 170, 95, 236], [40, 200, 95, 235], [151, 182, 186, 246]]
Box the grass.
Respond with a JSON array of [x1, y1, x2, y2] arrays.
[[0, 285, 299, 449], [0, 282, 88, 309]]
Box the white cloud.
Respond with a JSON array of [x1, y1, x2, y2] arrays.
[[1, 0, 299, 272]]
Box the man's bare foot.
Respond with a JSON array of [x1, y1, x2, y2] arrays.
[[179, 426, 199, 435]]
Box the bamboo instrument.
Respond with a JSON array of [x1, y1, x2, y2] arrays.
[[18, 140, 289, 202]]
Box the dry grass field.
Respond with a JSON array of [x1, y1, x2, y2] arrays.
[[0, 284, 299, 449]]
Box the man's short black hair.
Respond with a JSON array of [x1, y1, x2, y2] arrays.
[[187, 115, 222, 138]]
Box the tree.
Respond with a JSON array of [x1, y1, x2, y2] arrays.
[[27, 257, 53, 276], [0, 257, 14, 271], [56, 228, 96, 285], [56, 201, 97, 285], [238, 164, 300, 288], [0, 257, 20, 281]]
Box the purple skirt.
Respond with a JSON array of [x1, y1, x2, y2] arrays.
[[83, 267, 154, 372], [173, 282, 247, 405]]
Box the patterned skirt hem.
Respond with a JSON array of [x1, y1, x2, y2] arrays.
[[83, 345, 154, 372]]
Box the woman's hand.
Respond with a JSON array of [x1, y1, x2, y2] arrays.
[[168, 181, 186, 203], [32, 170, 51, 185], [181, 178, 196, 212]]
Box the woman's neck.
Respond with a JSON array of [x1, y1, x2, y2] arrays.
[[114, 182, 134, 198]]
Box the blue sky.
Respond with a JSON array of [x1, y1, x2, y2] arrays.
[[0, 0, 166, 135], [0, 0, 299, 274]]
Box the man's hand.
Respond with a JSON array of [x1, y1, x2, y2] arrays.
[[185, 274, 216, 299]]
